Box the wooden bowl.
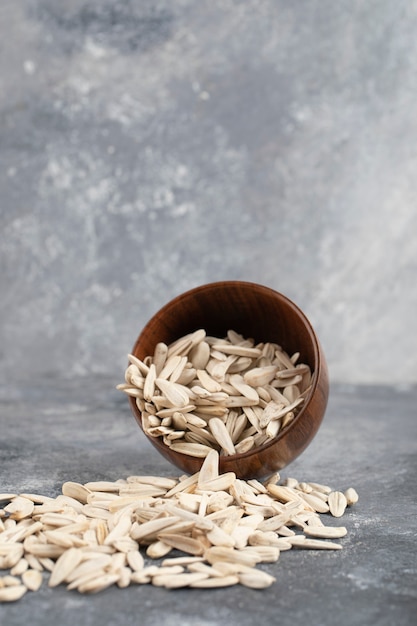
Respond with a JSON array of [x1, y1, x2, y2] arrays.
[[128, 281, 329, 479]]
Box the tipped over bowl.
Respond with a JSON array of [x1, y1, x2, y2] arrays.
[[126, 281, 329, 480]]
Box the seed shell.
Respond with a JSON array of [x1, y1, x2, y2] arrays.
[[0, 585, 27, 602]]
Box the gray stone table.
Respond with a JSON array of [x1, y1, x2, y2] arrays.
[[1, 379, 416, 626]]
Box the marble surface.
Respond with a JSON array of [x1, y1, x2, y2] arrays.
[[1, 0, 417, 387], [1, 379, 416, 625]]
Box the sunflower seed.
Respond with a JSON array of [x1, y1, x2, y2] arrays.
[[238, 569, 276, 589], [243, 366, 278, 387], [304, 526, 347, 539], [190, 575, 239, 588], [24, 554, 43, 572], [211, 344, 262, 358], [289, 536, 343, 550], [197, 449, 219, 486], [155, 379, 190, 408], [170, 442, 213, 457], [344, 487, 359, 506], [146, 541, 173, 559], [4, 497, 34, 521], [43, 530, 79, 549], [48, 548, 83, 587], [267, 484, 304, 505], [65, 555, 113, 584], [0, 493, 16, 503], [208, 418, 236, 456], [61, 482, 91, 504], [1, 575, 20, 586], [300, 493, 330, 514], [130, 516, 180, 543], [205, 546, 260, 567], [0, 585, 27, 602], [198, 473, 236, 493], [229, 375, 260, 402], [10, 558, 29, 577], [189, 341, 211, 370], [77, 573, 120, 594], [152, 342, 168, 375], [196, 369, 223, 393], [156, 534, 205, 556], [22, 569, 43, 591], [328, 491, 348, 517], [25, 544, 65, 559], [153, 571, 208, 588], [206, 524, 236, 548]]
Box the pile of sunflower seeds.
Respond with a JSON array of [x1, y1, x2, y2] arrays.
[[117, 329, 314, 456], [0, 450, 358, 601]]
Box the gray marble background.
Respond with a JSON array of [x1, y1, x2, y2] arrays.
[[1, 0, 416, 387]]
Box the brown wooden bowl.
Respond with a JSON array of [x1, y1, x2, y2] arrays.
[[128, 281, 329, 479]]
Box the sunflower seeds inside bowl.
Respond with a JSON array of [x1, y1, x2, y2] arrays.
[[118, 329, 314, 456], [0, 450, 358, 600]]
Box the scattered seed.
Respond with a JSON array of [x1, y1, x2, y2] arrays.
[[22, 569, 43, 591], [145, 540, 172, 559], [238, 569, 276, 589], [191, 575, 240, 588], [61, 482, 91, 504], [4, 497, 34, 521], [10, 559, 29, 576], [153, 571, 208, 588], [208, 418, 236, 456], [126, 550, 144, 572], [328, 491, 348, 518], [2, 575, 21, 586], [0, 585, 27, 602], [49, 548, 83, 587], [289, 536, 342, 550], [304, 526, 347, 539], [300, 493, 330, 514], [78, 573, 120, 594], [344, 487, 359, 506], [157, 534, 205, 556], [0, 457, 357, 602]]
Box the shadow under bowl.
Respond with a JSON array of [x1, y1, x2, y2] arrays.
[[128, 281, 329, 479]]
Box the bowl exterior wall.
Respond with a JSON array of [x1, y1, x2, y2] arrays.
[[128, 281, 329, 479]]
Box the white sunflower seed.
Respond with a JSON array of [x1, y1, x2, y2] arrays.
[[77, 573, 120, 594], [4, 497, 34, 521], [22, 569, 43, 591], [0, 585, 27, 602], [190, 575, 239, 588], [208, 418, 236, 456], [344, 487, 359, 506], [48, 548, 83, 587], [61, 482, 91, 504], [328, 491, 348, 517], [304, 526, 347, 539], [156, 534, 205, 556], [146, 541, 173, 559], [170, 442, 213, 457], [288, 536, 342, 549], [153, 572, 208, 588], [238, 569, 276, 589]]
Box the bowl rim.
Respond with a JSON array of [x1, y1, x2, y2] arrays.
[[129, 280, 324, 467]]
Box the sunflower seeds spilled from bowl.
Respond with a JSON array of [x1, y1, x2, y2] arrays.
[[0, 451, 358, 600], [118, 329, 314, 455]]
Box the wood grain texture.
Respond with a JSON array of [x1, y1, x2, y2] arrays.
[[128, 281, 329, 479]]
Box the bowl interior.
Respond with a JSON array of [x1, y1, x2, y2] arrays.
[[132, 281, 318, 369], [129, 281, 327, 478]]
